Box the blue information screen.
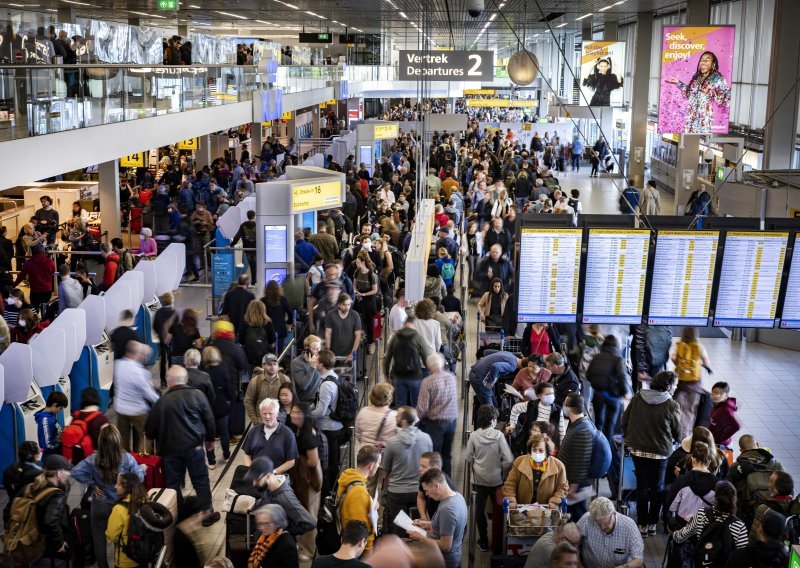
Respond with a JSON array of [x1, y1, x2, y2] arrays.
[[264, 225, 287, 264], [265, 267, 287, 285]]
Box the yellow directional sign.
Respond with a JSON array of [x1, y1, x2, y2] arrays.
[[120, 153, 144, 167], [373, 123, 399, 140], [291, 180, 343, 212], [177, 138, 198, 150]]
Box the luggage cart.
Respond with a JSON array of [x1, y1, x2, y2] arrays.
[[500, 505, 565, 558], [612, 435, 637, 516]]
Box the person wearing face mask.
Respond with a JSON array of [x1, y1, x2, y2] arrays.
[[503, 432, 568, 511], [508, 382, 566, 456], [466, 406, 514, 552], [3, 288, 30, 329]]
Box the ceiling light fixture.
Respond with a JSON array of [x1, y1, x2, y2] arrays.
[[188, 4, 200, 7], [489, 13, 496, 20], [498, 2, 505, 7], [256, 19, 277, 25], [130, 9, 165, 17], [398, 11, 407, 18], [215, 10, 248, 19], [305, 10, 326, 18], [62, 0, 92, 5], [46, 7, 56, 10], [273, 0, 299, 9], [575, 13, 591, 20], [598, 4, 614, 10], [556, 22, 567, 27]]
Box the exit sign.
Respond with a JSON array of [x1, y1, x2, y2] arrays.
[[158, 0, 178, 10]]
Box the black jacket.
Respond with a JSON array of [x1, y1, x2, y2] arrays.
[[145, 384, 216, 455], [221, 286, 255, 337], [208, 365, 236, 418], [110, 325, 143, 360], [187, 367, 216, 408], [550, 367, 580, 408], [257, 531, 299, 568], [560, 417, 594, 486], [728, 540, 787, 568], [585, 345, 630, 397], [153, 305, 176, 343], [665, 469, 718, 514], [2, 461, 41, 522], [34, 483, 69, 555], [206, 337, 248, 386]]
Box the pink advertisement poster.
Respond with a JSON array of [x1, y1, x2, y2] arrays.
[[658, 26, 735, 134]]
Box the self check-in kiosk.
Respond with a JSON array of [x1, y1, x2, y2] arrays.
[[116, 271, 150, 364], [50, 308, 87, 413], [31, 324, 69, 427], [0, 343, 38, 476], [134, 260, 160, 366], [72, 294, 114, 410]]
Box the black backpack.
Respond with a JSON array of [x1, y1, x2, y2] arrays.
[[243, 325, 272, 366], [391, 333, 421, 376], [325, 377, 359, 425], [241, 223, 257, 248], [119, 501, 171, 565], [693, 509, 736, 568], [317, 480, 365, 554], [388, 245, 406, 280]]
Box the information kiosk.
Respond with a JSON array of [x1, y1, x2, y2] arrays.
[[133, 260, 161, 365], [355, 121, 400, 176], [72, 294, 114, 410], [50, 308, 87, 411], [30, 325, 69, 426], [0, 343, 36, 476]]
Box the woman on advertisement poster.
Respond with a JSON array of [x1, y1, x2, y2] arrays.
[[582, 57, 623, 106], [666, 51, 731, 133]]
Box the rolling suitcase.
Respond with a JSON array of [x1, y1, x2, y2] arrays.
[[135, 452, 165, 490], [70, 493, 94, 568], [148, 487, 178, 565], [226, 511, 257, 567]]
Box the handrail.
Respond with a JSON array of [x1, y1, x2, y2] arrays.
[[0, 63, 263, 69]]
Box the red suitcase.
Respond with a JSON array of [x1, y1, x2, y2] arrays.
[[134, 452, 165, 490]]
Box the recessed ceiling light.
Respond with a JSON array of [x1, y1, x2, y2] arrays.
[[273, 0, 299, 8], [46, 7, 56, 10], [498, 2, 505, 7], [215, 10, 247, 18], [398, 11, 407, 18], [188, 4, 200, 7], [62, 0, 92, 5], [556, 22, 567, 27], [304, 10, 326, 18], [489, 13, 496, 20], [598, 4, 614, 10], [575, 13, 591, 20]]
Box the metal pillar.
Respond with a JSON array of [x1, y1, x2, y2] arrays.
[[629, 13, 653, 187], [99, 160, 121, 241]]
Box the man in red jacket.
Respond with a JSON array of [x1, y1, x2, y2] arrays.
[[709, 381, 741, 447], [100, 242, 120, 291], [14, 244, 55, 313]]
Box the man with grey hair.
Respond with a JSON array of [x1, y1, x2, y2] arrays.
[[114, 340, 159, 453], [525, 522, 581, 568], [145, 365, 219, 526], [241, 397, 298, 475], [184, 348, 215, 408], [576, 497, 643, 568], [416, 353, 458, 476]]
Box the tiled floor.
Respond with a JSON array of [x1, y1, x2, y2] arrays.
[[2, 171, 798, 568]]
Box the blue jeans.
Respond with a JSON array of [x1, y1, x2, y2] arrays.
[[164, 446, 212, 510], [572, 155, 581, 171], [393, 378, 422, 407], [419, 419, 457, 476], [469, 371, 495, 407], [592, 391, 622, 442], [516, 197, 528, 212]]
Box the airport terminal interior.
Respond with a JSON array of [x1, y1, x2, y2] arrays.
[[0, 0, 799, 567]]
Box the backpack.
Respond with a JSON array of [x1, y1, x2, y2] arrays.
[[241, 223, 257, 248], [243, 325, 271, 366], [62, 411, 102, 465], [645, 326, 672, 370], [388, 245, 406, 280], [119, 501, 170, 565], [317, 480, 365, 555], [693, 509, 736, 568], [3, 485, 60, 565], [440, 260, 456, 282], [115, 250, 133, 280], [587, 422, 612, 479], [675, 341, 702, 382], [744, 462, 782, 515], [391, 333, 422, 377], [324, 377, 359, 425]]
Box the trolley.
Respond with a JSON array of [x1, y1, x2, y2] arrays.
[[611, 435, 637, 516]]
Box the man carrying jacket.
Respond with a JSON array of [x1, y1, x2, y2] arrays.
[[145, 365, 219, 526], [14, 244, 55, 312]]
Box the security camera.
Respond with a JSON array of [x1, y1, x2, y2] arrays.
[[466, 0, 484, 18]]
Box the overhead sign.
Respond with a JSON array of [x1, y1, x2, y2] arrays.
[[464, 89, 496, 95], [120, 153, 144, 167], [465, 99, 538, 108], [281, 111, 293, 120], [291, 180, 343, 213], [373, 123, 399, 140], [157, 0, 177, 10], [176, 138, 198, 150], [299, 32, 332, 44], [399, 50, 494, 81]]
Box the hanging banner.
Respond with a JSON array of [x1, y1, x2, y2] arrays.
[[579, 41, 626, 107], [657, 26, 735, 134]]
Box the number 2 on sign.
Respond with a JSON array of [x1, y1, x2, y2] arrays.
[[468, 54, 482, 76]]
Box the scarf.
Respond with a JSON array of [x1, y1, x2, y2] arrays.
[[529, 457, 548, 473], [247, 528, 283, 568], [214, 331, 235, 340]]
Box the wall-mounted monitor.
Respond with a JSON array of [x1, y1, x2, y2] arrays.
[[264, 225, 288, 264]]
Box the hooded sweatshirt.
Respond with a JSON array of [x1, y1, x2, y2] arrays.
[[382, 426, 433, 493], [466, 427, 515, 486], [667, 469, 718, 521], [35, 410, 61, 453], [336, 468, 376, 550], [622, 388, 681, 457], [256, 475, 316, 536], [709, 397, 740, 447]]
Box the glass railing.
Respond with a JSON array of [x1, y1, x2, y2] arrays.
[[275, 65, 341, 93], [344, 65, 399, 82], [0, 64, 266, 141]]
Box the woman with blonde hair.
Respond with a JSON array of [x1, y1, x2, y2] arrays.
[[503, 432, 568, 509], [202, 346, 235, 466], [0, 317, 10, 355], [240, 299, 276, 370], [355, 383, 398, 493]]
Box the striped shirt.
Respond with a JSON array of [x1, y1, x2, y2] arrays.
[[417, 370, 458, 422], [673, 507, 749, 548]]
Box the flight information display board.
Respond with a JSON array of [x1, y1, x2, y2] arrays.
[[582, 229, 650, 324], [779, 246, 800, 329], [713, 232, 788, 328], [517, 228, 582, 323], [647, 231, 719, 326]]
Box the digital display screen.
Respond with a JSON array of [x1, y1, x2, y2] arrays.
[[582, 229, 650, 324], [713, 232, 788, 328], [779, 246, 800, 329], [360, 145, 372, 166], [264, 225, 287, 264], [517, 228, 582, 323], [647, 231, 719, 326], [265, 267, 287, 285]]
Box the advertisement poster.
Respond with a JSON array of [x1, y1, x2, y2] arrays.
[[579, 41, 626, 107], [658, 26, 735, 134]]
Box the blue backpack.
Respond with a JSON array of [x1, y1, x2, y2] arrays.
[[587, 423, 612, 479]]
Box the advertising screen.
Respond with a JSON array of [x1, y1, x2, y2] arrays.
[[647, 231, 719, 326], [264, 225, 287, 264], [582, 229, 650, 324], [517, 228, 582, 323], [658, 26, 735, 134], [713, 232, 788, 328], [265, 267, 287, 285], [579, 41, 626, 107], [779, 247, 800, 329]]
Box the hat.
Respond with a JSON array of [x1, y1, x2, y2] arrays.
[[760, 510, 786, 540], [243, 457, 275, 483], [43, 454, 71, 471], [679, 435, 692, 453], [213, 320, 234, 334], [262, 353, 278, 364], [138, 502, 174, 531]]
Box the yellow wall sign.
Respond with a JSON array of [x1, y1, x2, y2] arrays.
[[373, 124, 399, 140], [120, 153, 144, 167], [464, 89, 496, 95], [291, 180, 343, 213], [522, 123, 532, 131], [281, 111, 293, 120], [176, 138, 198, 150], [465, 99, 538, 108]]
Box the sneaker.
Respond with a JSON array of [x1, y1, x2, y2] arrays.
[[477, 540, 489, 552], [648, 524, 657, 536], [201, 511, 221, 527], [639, 525, 648, 537], [229, 436, 241, 445], [208, 462, 216, 470]]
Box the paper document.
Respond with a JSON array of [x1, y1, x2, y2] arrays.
[[394, 510, 427, 536], [503, 384, 524, 400]]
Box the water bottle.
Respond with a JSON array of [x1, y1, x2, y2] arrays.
[[502, 497, 509, 514], [560, 498, 568, 515]]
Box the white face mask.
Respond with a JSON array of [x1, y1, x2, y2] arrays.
[[541, 394, 555, 405], [531, 451, 546, 463], [7, 297, 17, 306], [362, 241, 372, 251], [18, 320, 26, 328]]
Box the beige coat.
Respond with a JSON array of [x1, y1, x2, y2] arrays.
[[503, 455, 568, 508]]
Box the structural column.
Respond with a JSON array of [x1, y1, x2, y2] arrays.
[[603, 22, 618, 41], [99, 160, 121, 241], [196, 134, 212, 170], [763, 0, 800, 170], [672, 0, 710, 212], [629, 12, 653, 187]]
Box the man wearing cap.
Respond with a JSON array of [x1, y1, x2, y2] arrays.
[[145, 365, 220, 526], [244, 352, 291, 425], [242, 398, 298, 475], [245, 456, 316, 538], [28, 454, 72, 567]]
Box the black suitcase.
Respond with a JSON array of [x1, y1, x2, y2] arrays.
[[226, 511, 258, 566], [490, 555, 528, 568], [69, 494, 94, 568]]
